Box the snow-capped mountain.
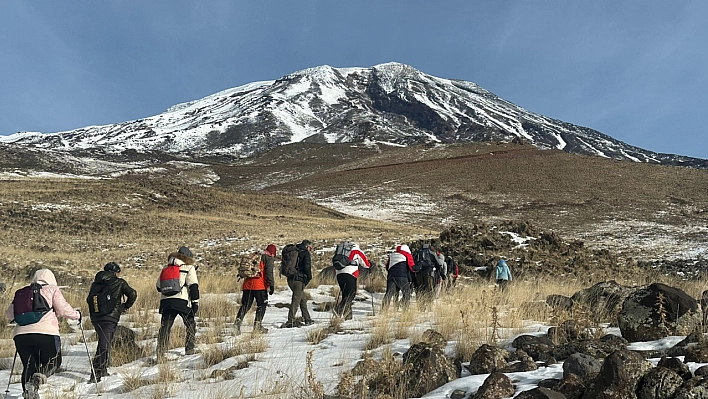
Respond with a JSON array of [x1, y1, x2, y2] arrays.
[[2, 62, 705, 167]]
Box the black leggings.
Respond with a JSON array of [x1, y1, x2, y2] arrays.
[[236, 290, 268, 323], [335, 274, 358, 318], [14, 334, 62, 390]]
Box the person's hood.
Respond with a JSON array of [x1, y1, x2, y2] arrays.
[[396, 245, 411, 255], [296, 242, 309, 251], [168, 251, 194, 265], [498, 259, 507, 266], [94, 270, 117, 284], [32, 268, 58, 286]]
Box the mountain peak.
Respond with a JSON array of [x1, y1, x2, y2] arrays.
[[2, 63, 705, 167]]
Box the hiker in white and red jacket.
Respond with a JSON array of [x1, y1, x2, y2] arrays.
[[382, 245, 415, 310], [5, 269, 81, 399], [333, 242, 370, 320], [156, 246, 200, 358]]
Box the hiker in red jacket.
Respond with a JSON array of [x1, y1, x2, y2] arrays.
[[235, 244, 276, 334]]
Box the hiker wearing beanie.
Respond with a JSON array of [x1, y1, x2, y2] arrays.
[[382, 245, 415, 310], [86, 262, 137, 383], [156, 246, 200, 358], [5, 269, 81, 399], [234, 244, 276, 334], [283, 240, 314, 328]]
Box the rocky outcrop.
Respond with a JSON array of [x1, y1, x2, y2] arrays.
[[473, 372, 515, 399], [581, 349, 653, 399], [636, 367, 684, 399], [403, 341, 457, 397], [618, 283, 701, 342], [467, 344, 510, 375], [570, 281, 638, 322]]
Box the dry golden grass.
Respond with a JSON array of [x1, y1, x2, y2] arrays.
[[202, 336, 266, 368]]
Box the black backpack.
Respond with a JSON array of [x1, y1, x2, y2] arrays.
[[87, 281, 118, 317], [12, 283, 52, 325], [280, 244, 299, 278], [413, 246, 435, 273], [332, 241, 354, 270]]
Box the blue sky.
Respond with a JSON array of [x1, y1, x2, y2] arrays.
[[1, 1, 706, 159]]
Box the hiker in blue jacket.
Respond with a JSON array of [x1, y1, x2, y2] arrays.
[[495, 257, 512, 291]]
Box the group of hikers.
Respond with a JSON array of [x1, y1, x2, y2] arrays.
[[4, 241, 512, 399]]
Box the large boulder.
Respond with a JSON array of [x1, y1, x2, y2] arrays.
[[581, 349, 653, 399], [552, 334, 628, 361], [516, 387, 567, 399], [617, 283, 701, 343], [467, 344, 511, 375], [513, 335, 555, 361], [636, 367, 684, 399], [570, 281, 638, 322], [473, 372, 515, 399], [563, 353, 602, 382], [403, 341, 457, 397], [657, 356, 692, 381]]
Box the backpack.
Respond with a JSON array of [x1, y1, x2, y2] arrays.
[[12, 283, 52, 326], [280, 244, 299, 278], [332, 241, 354, 270], [413, 246, 435, 273], [446, 256, 459, 277], [86, 281, 118, 317], [238, 252, 263, 279], [158, 264, 184, 296]]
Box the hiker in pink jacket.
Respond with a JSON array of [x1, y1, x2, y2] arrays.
[[5, 268, 80, 399]]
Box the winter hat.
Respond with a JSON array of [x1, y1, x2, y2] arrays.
[[301, 240, 312, 247], [178, 246, 193, 258], [104, 262, 121, 273], [265, 244, 277, 256]]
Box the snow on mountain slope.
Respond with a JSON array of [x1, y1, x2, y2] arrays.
[[2, 63, 705, 167]]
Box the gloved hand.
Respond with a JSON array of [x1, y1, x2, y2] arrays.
[[269, 286, 274, 295], [191, 302, 199, 315], [76, 309, 82, 324]]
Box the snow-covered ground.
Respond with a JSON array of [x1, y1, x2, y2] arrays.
[[2, 283, 706, 399]]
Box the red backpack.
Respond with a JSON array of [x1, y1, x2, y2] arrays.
[[158, 264, 184, 296]]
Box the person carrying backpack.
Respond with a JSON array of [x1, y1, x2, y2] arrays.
[[445, 256, 459, 289], [332, 241, 370, 320], [413, 244, 442, 308], [283, 240, 314, 328], [4, 269, 81, 399], [86, 262, 137, 383], [156, 246, 200, 358], [433, 250, 447, 298], [382, 245, 415, 310], [495, 256, 512, 292], [234, 244, 276, 335]]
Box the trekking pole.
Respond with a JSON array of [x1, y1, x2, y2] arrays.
[[78, 315, 101, 396], [3, 351, 17, 399]]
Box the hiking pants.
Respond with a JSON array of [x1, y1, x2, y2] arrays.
[[415, 272, 436, 308], [14, 334, 61, 391], [287, 278, 312, 323], [157, 309, 196, 357], [496, 279, 510, 292], [237, 290, 269, 323], [91, 320, 117, 375], [382, 277, 411, 310], [334, 274, 357, 319]]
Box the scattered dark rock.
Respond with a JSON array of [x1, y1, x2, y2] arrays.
[[450, 389, 467, 399], [111, 325, 144, 366], [555, 373, 586, 399], [636, 366, 684, 399], [403, 341, 457, 397], [657, 356, 692, 380], [617, 283, 701, 343], [581, 349, 653, 399], [694, 365, 708, 377], [673, 375, 708, 399], [513, 335, 555, 361], [539, 378, 562, 389], [570, 281, 638, 322], [563, 353, 602, 381], [516, 387, 568, 399], [667, 330, 706, 357], [420, 329, 447, 348], [473, 371, 515, 399], [467, 344, 510, 375]]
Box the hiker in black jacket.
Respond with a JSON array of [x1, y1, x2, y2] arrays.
[[284, 240, 314, 327], [87, 262, 137, 382]]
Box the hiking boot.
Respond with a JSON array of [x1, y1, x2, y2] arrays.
[[234, 318, 242, 335], [281, 320, 302, 328], [185, 348, 199, 355], [88, 373, 101, 383], [23, 373, 45, 399], [303, 319, 315, 326], [253, 321, 268, 334]]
